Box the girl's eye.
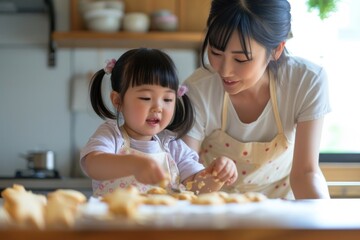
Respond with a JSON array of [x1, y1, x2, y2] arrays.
[[139, 97, 150, 101], [164, 98, 174, 102]]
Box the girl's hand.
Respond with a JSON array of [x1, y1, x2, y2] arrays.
[[132, 155, 167, 185], [183, 156, 238, 194], [207, 156, 238, 185]]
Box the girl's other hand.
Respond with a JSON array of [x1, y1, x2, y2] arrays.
[[207, 156, 238, 185]]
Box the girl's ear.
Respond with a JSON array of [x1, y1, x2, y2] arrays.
[[110, 91, 122, 110], [272, 41, 286, 60]]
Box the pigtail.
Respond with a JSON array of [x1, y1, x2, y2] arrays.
[[167, 94, 195, 139], [89, 69, 116, 120]]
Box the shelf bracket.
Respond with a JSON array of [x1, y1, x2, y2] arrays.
[[44, 0, 56, 67]]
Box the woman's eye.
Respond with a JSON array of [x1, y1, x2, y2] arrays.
[[235, 58, 250, 63], [210, 50, 221, 56], [164, 98, 174, 102]]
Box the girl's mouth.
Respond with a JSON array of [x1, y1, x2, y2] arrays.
[[146, 118, 160, 125]]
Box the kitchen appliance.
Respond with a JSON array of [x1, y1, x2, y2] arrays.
[[14, 168, 60, 179], [23, 150, 55, 170], [15, 150, 61, 179]]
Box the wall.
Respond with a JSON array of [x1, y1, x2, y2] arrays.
[[0, 0, 197, 177]]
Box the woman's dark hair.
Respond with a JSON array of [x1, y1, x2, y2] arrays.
[[89, 48, 194, 138], [201, 0, 291, 71]]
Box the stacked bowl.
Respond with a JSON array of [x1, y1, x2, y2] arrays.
[[81, 0, 125, 32]]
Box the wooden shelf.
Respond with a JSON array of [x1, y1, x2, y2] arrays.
[[53, 31, 204, 50], [51, 0, 210, 50]]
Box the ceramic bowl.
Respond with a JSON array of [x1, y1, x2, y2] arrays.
[[81, 1, 106, 13], [105, 0, 125, 11], [123, 12, 150, 32], [84, 9, 123, 32], [152, 15, 178, 31]]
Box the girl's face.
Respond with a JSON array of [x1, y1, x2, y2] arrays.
[[207, 30, 269, 95], [120, 84, 176, 141]]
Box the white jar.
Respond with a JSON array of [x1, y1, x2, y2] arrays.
[[123, 12, 150, 32]]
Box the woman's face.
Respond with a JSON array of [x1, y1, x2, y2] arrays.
[[208, 30, 269, 95], [120, 84, 176, 141]]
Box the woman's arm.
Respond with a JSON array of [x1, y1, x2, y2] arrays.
[[290, 118, 330, 199], [83, 151, 166, 184]]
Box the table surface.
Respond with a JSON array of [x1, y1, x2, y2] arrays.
[[1, 198, 360, 240]]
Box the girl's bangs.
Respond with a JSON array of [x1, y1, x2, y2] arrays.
[[128, 58, 178, 91]]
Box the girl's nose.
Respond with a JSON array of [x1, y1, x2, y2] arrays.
[[151, 106, 162, 113]]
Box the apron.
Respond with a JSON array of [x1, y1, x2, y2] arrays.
[[200, 73, 294, 199], [93, 127, 182, 197]]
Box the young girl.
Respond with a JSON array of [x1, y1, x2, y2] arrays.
[[80, 48, 238, 197]]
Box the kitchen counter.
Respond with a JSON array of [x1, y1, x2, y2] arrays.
[[1, 199, 360, 240], [321, 163, 360, 198], [0, 177, 92, 197]]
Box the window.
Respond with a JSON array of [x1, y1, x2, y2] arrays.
[[287, 0, 360, 162]]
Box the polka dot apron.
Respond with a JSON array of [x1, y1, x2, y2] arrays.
[[93, 127, 182, 197], [200, 74, 294, 199]]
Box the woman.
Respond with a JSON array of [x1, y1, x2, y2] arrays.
[[183, 0, 331, 199]]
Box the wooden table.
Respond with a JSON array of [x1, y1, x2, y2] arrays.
[[2, 228, 360, 240], [1, 199, 360, 240]]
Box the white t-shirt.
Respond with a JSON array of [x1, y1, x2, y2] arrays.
[[80, 120, 204, 182], [184, 55, 331, 144]]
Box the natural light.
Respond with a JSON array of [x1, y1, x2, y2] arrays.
[[287, 0, 360, 153]]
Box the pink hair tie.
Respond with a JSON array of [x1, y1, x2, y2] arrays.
[[104, 58, 117, 75], [177, 85, 188, 97]]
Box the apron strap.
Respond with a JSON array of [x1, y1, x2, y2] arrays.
[[221, 92, 229, 131], [119, 126, 131, 148], [269, 71, 284, 134], [221, 70, 284, 134]]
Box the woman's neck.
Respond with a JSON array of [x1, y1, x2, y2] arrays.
[[235, 69, 269, 100], [229, 70, 270, 123]]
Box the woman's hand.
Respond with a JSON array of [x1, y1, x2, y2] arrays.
[[207, 156, 238, 185]]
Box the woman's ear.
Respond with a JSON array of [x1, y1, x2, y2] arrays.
[[110, 91, 121, 110], [272, 41, 286, 61]]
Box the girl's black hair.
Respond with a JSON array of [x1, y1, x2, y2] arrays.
[[89, 48, 194, 139], [201, 0, 291, 72]]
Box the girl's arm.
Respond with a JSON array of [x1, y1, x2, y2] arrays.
[[183, 159, 238, 194], [183, 170, 224, 194], [182, 135, 202, 153], [290, 118, 330, 199], [83, 151, 166, 185]]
